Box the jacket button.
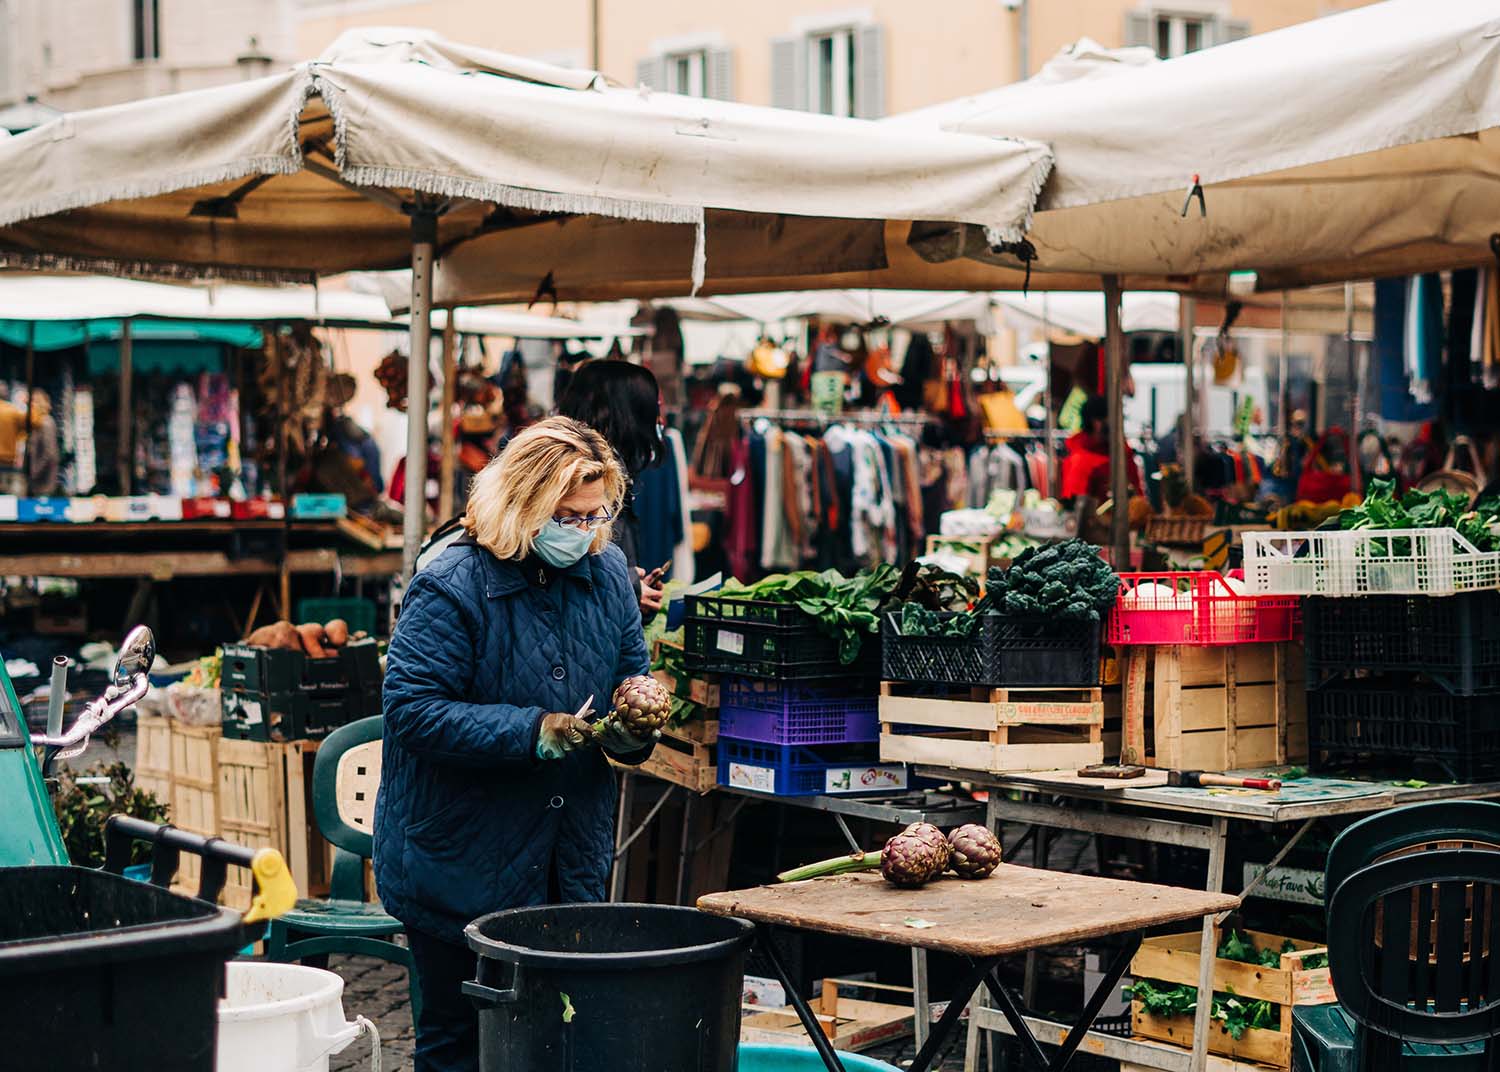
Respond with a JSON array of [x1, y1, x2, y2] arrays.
[[549, 796, 565, 809], [551, 666, 566, 681]]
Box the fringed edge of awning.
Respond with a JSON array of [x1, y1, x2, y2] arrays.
[[0, 249, 318, 286]]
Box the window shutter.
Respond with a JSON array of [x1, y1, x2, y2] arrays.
[[1219, 18, 1251, 44], [1124, 11, 1153, 49], [853, 23, 886, 119], [771, 34, 807, 110], [635, 56, 666, 90], [706, 47, 734, 101]]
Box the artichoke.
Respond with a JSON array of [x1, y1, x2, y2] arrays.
[[611, 675, 671, 735], [946, 824, 1002, 879], [880, 830, 947, 889], [902, 822, 951, 873]]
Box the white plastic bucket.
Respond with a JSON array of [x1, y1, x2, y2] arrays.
[[218, 962, 362, 1072]]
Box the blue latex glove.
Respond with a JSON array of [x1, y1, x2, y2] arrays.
[[536, 713, 591, 760]]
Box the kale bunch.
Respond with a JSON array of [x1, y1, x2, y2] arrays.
[[897, 602, 980, 639], [980, 539, 1120, 622], [892, 561, 979, 613]]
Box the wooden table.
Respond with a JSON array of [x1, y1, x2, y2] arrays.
[[921, 767, 1500, 1072], [699, 868, 1238, 1072]]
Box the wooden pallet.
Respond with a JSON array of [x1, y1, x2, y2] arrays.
[[741, 978, 915, 1053], [613, 719, 719, 793], [1121, 643, 1308, 769], [1130, 928, 1333, 1067], [878, 682, 1104, 773], [217, 737, 332, 910]]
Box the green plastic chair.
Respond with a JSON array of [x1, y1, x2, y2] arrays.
[[265, 716, 421, 1020], [1292, 801, 1500, 1072]]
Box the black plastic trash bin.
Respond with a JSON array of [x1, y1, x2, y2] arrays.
[[0, 866, 249, 1072], [464, 902, 756, 1072]]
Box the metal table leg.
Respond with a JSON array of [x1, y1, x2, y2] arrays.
[[906, 957, 998, 1072], [609, 771, 635, 903], [758, 926, 848, 1072], [1189, 817, 1229, 1072], [981, 932, 1143, 1072]]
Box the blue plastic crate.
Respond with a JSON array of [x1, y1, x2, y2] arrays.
[[719, 678, 878, 745], [717, 737, 907, 797]]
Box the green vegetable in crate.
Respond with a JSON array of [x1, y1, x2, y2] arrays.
[[1339, 477, 1500, 552], [946, 824, 1002, 878], [893, 562, 978, 613], [719, 564, 901, 664], [610, 675, 672, 735], [981, 539, 1119, 622], [898, 602, 979, 638], [881, 825, 949, 888]]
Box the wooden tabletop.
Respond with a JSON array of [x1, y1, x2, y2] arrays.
[[697, 866, 1239, 958], [923, 768, 1500, 824]]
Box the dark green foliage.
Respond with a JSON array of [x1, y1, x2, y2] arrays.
[[1340, 477, 1500, 553], [980, 539, 1120, 622], [721, 564, 902, 664], [893, 562, 979, 613], [51, 761, 170, 869], [897, 602, 980, 638]]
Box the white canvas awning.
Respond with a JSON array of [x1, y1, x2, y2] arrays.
[[896, 0, 1500, 290]]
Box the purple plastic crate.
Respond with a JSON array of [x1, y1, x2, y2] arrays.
[[719, 677, 878, 745]]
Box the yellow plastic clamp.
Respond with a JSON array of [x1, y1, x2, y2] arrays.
[[242, 848, 298, 924]]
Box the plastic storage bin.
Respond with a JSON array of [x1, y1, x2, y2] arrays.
[[1304, 592, 1500, 694], [881, 612, 1101, 688], [1307, 675, 1500, 781], [0, 866, 249, 1072], [1243, 527, 1500, 597], [1106, 571, 1301, 646], [719, 677, 878, 745], [718, 738, 908, 796], [684, 594, 878, 680]]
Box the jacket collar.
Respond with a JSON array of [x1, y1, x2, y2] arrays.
[[479, 546, 597, 598]]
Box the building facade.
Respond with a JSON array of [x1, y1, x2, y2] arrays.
[[294, 0, 1374, 118], [0, 0, 294, 116]]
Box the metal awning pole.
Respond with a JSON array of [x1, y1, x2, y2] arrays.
[[1103, 276, 1129, 566], [403, 207, 438, 584], [23, 320, 35, 497], [1042, 294, 1057, 497], [1279, 292, 1291, 439], [1345, 282, 1360, 489], [118, 319, 133, 495], [437, 315, 459, 522], [1180, 295, 1196, 491]]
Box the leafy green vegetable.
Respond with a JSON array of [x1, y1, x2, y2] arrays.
[[720, 564, 901, 664], [894, 562, 979, 613], [897, 603, 980, 638], [980, 539, 1121, 622], [1339, 477, 1500, 553]]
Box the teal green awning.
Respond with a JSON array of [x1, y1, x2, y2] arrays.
[[0, 318, 263, 355]]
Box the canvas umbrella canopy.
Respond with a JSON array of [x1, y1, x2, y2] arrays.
[[0, 27, 1054, 577]]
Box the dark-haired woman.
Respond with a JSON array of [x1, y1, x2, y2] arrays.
[[558, 359, 667, 616]]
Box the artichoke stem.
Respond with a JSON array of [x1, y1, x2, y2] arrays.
[[777, 851, 882, 884]]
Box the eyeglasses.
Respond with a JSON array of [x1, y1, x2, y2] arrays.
[[552, 511, 614, 533]]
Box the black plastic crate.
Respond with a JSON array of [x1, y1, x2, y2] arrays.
[[1308, 674, 1500, 782], [0, 867, 246, 1071], [684, 594, 878, 680], [1305, 593, 1500, 695], [881, 612, 1101, 688]]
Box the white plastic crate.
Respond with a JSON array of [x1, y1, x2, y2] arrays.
[[1242, 527, 1500, 597]]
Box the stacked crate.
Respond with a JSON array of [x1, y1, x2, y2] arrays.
[[220, 639, 381, 742], [685, 594, 901, 797]]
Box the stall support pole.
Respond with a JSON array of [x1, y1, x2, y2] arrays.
[[1279, 292, 1291, 438], [437, 317, 458, 522], [1180, 296, 1197, 491], [23, 321, 35, 497], [1042, 295, 1057, 497], [1103, 276, 1129, 566], [118, 318, 133, 496], [1345, 282, 1361, 488], [403, 208, 438, 585]]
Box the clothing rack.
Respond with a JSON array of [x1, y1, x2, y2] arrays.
[[738, 408, 937, 429], [983, 429, 1070, 440]]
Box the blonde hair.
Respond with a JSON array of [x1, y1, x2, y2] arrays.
[[463, 416, 625, 560]]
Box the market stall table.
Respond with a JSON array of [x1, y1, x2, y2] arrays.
[[918, 767, 1500, 1072], [699, 868, 1238, 1072]]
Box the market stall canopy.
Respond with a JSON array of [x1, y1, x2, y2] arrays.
[[994, 292, 1179, 338], [0, 274, 622, 338], [0, 27, 1054, 291], [893, 0, 1500, 291], [663, 290, 997, 329]]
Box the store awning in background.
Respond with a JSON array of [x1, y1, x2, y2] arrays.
[[0, 317, 262, 353], [893, 0, 1500, 290]]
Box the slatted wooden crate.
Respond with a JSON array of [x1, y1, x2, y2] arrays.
[[132, 715, 173, 807], [741, 978, 915, 1053], [169, 722, 222, 891], [651, 668, 721, 710], [1121, 643, 1307, 769], [878, 682, 1104, 773], [1130, 928, 1333, 1067], [217, 737, 331, 911], [616, 719, 720, 793]]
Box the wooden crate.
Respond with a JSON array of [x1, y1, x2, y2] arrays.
[[651, 668, 721, 710], [878, 682, 1104, 773], [924, 533, 999, 576], [1121, 644, 1307, 769], [1123, 1057, 1285, 1072], [741, 979, 914, 1053], [617, 719, 719, 793], [133, 715, 173, 806], [170, 722, 222, 891], [1130, 928, 1333, 1068], [217, 737, 332, 911]]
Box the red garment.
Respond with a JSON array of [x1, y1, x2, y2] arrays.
[[1060, 431, 1143, 501]]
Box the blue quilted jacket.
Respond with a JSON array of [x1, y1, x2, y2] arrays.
[[375, 539, 651, 941]]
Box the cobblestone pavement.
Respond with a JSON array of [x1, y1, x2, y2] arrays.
[[326, 954, 970, 1071]]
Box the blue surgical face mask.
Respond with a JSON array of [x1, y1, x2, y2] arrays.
[[533, 521, 595, 568]]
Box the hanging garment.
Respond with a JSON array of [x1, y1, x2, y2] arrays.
[[1404, 273, 1443, 405]]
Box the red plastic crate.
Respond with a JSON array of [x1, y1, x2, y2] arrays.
[[1106, 570, 1300, 646]]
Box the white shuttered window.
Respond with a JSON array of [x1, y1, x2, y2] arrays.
[[637, 44, 734, 100], [771, 20, 884, 118]]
